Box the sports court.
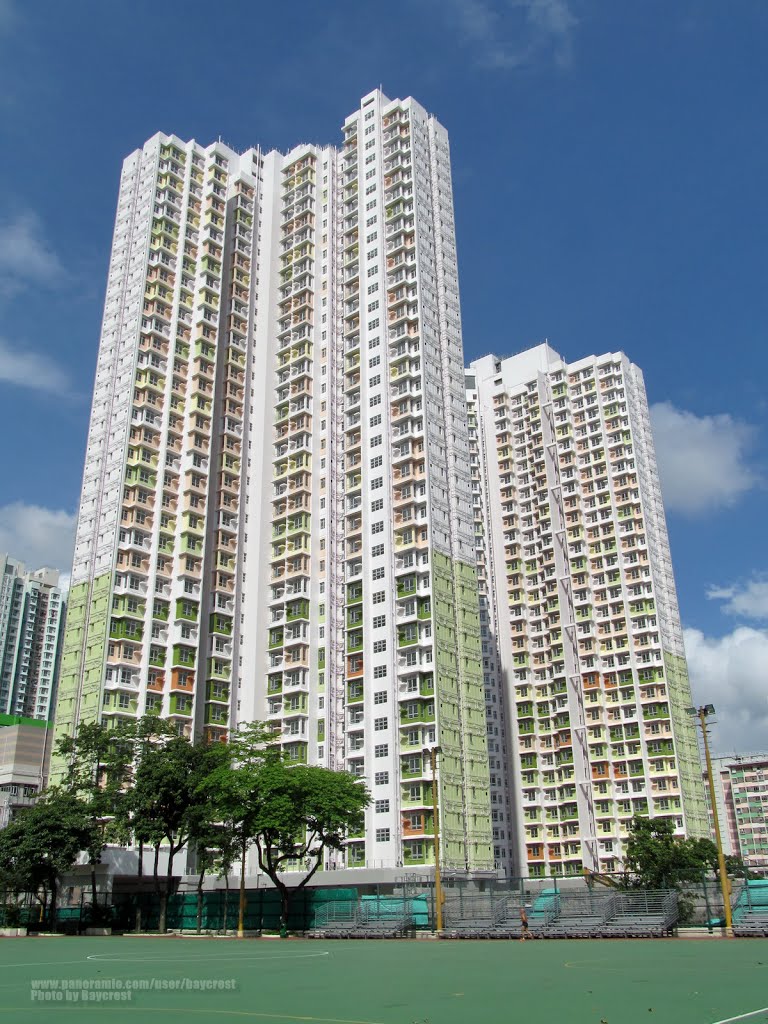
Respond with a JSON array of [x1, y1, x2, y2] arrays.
[[2, 936, 766, 1024]]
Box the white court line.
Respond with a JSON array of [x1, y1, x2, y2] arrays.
[[86, 951, 331, 964], [1, 951, 330, 970], [711, 1009, 768, 1024]]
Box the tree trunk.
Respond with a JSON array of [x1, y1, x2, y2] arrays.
[[222, 870, 230, 934], [135, 839, 143, 933], [277, 881, 291, 938], [163, 843, 176, 934], [153, 843, 166, 933], [196, 868, 204, 935], [237, 839, 247, 938], [49, 878, 58, 932], [91, 862, 98, 915]]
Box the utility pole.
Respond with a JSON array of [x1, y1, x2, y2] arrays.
[[689, 704, 733, 935]]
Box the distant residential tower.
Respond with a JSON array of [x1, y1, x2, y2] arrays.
[[0, 555, 64, 722]]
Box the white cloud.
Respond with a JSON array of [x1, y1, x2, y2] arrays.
[[0, 336, 71, 394], [684, 626, 768, 755], [0, 212, 64, 295], [706, 577, 768, 622], [650, 401, 759, 516], [440, 0, 577, 70], [0, 503, 76, 580]]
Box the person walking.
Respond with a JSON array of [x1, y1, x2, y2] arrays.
[[519, 906, 531, 942]]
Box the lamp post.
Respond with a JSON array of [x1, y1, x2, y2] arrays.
[[425, 745, 443, 933], [687, 704, 732, 934]]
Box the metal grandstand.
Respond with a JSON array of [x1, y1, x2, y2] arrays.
[[307, 885, 680, 939]]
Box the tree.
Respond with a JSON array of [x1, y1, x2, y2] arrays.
[[0, 792, 97, 928], [200, 722, 277, 936], [128, 735, 227, 932], [54, 721, 133, 915], [249, 762, 369, 934], [624, 816, 719, 891]]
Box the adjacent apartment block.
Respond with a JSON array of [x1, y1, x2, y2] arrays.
[[54, 90, 493, 874], [0, 556, 65, 722], [466, 345, 708, 877], [0, 714, 51, 828], [708, 754, 768, 873]]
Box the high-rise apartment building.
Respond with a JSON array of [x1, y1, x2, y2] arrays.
[[54, 90, 493, 874], [0, 556, 65, 722], [708, 754, 768, 873], [466, 345, 707, 877]]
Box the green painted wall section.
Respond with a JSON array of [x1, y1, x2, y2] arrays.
[[431, 551, 494, 872], [50, 572, 112, 783], [664, 650, 709, 838]]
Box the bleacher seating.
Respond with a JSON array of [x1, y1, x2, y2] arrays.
[[732, 880, 768, 937]]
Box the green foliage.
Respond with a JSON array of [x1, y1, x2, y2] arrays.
[[624, 815, 720, 890], [129, 736, 227, 858], [252, 762, 369, 874], [0, 791, 97, 919], [7, 719, 371, 934], [249, 761, 370, 928]]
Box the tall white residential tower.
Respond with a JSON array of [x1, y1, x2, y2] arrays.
[[466, 345, 707, 877], [54, 91, 493, 874]]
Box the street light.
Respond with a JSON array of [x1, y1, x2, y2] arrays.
[[687, 704, 733, 934], [424, 745, 443, 933]]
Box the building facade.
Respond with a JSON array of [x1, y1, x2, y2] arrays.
[[466, 345, 707, 877], [54, 90, 493, 874], [709, 754, 768, 873], [0, 714, 51, 828], [0, 556, 65, 722]]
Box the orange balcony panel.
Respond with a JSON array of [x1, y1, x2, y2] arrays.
[[171, 669, 195, 691]]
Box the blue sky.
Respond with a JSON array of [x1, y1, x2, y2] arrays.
[[0, 0, 765, 750]]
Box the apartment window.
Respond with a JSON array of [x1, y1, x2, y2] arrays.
[[374, 690, 388, 704], [372, 568, 385, 580], [371, 456, 383, 468], [374, 718, 388, 731], [367, 300, 379, 312], [371, 544, 384, 556], [373, 665, 387, 678], [371, 477, 383, 489], [369, 394, 381, 407], [373, 639, 387, 653], [372, 615, 386, 628], [370, 414, 381, 427], [371, 434, 382, 446], [374, 744, 388, 757], [372, 521, 384, 534], [374, 771, 389, 785], [375, 829, 390, 842], [375, 799, 390, 813], [369, 356, 380, 368]]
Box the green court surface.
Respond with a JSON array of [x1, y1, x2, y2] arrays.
[[1, 936, 767, 1024]]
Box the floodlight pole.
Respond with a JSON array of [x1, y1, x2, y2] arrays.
[[695, 706, 733, 934], [427, 746, 443, 933]]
